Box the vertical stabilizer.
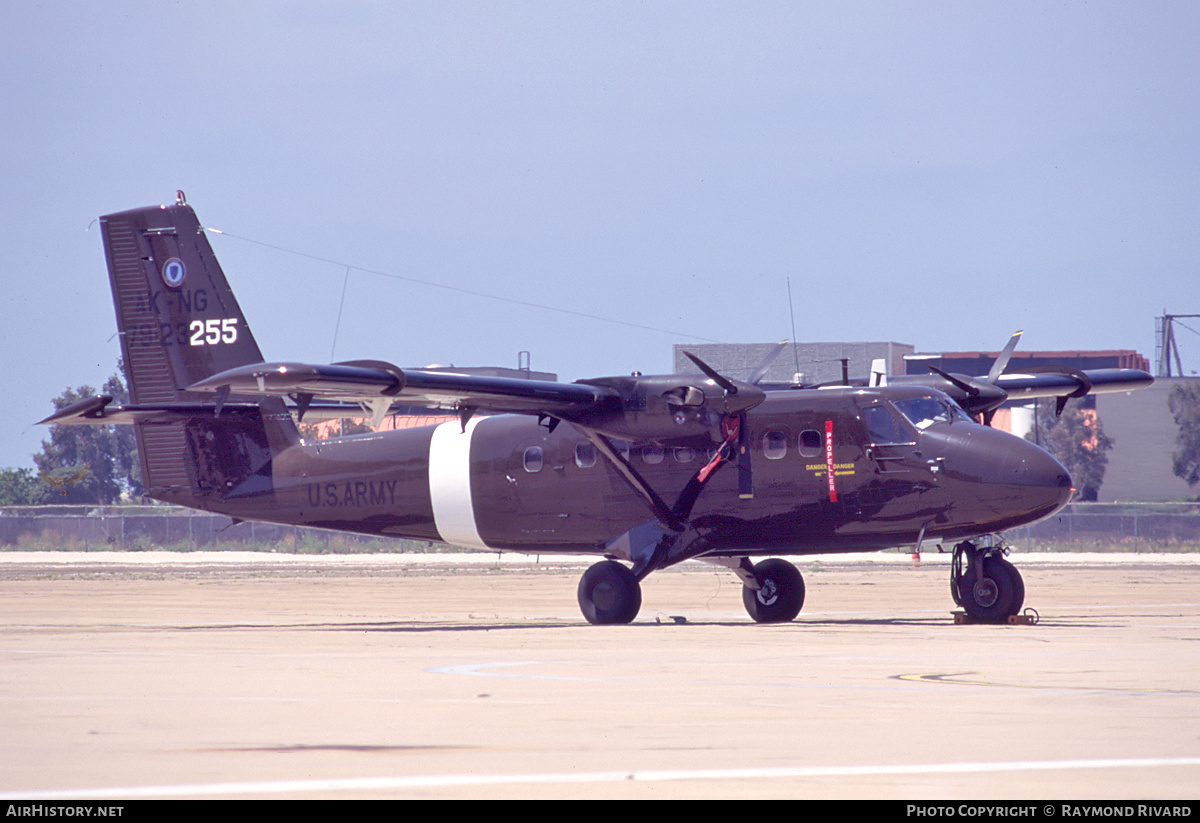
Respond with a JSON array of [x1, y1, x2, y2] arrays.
[[101, 201, 264, 404], [98, 199, 296, 504]]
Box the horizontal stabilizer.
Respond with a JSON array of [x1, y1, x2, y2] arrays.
[[38, 395, 263, 426]]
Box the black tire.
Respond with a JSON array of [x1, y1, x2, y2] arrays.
[[577, 561, 641, 625], [959, 555, 1020, 622], [950, 542, 970, 607], [742, 559, 805, 623], [997, 557, 1025, 614]]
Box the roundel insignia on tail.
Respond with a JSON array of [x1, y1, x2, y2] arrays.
[[162, 258, 186, 288]]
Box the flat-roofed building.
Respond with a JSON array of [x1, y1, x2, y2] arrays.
[[673, 341, 914, 386]]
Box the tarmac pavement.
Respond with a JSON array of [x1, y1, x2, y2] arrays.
[[0, 550, 1197, 799]]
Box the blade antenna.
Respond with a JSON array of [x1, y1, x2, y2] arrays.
[[787, 277, 801, 379], [331, 266, 351, 361]]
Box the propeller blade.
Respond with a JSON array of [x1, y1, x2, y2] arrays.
[[987, 330, 1023, 383], [683, 351, 738, 395], [927, 364, 980, 397], [748, 340, 789, 385]]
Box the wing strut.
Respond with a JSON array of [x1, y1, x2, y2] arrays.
[[571, 425, 686, 533]]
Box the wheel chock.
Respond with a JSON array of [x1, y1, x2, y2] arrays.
[[1010, 608, 1038, 625], [952, 608, 1038, 625]]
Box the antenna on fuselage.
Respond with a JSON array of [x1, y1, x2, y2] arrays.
[[786, 277, 801, 379]]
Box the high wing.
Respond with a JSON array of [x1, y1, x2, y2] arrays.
[[181, 358, 769, 444], [181, 345, 790, 431], [993, 367, 1154, 400], [884, 332, 1154, 424], [888, 364, 1154, 422], [184, 360, 617, 425]]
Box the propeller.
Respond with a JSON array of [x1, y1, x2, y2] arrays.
[[924, 331, 1022, 426], [683, 351, 739, 395], [681, 347, 787, 502], [575, 346, 785, 535]]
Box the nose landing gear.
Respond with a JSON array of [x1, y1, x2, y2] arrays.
[[950, 538, 1025, 623]]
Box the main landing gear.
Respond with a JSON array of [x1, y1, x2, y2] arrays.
[[576, 557, 807, 625], [950, 539, 1025, 623], [577, 560, 642, 625], [740, 558, 805, 623]]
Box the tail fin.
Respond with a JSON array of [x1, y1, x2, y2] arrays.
[[101, 199, 264, 404], [99, 198, 297, 505]]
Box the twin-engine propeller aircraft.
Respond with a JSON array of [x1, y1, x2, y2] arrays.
[[44, 198, 1154, 624]]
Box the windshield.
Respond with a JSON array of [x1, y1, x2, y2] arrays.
[[892, 395, 972, 430]]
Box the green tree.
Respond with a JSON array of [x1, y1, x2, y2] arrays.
[[1167, 382, 1200, 488], [33, 365, 142, 504], [1028, 401, 1113, 502], [0, 467, 42, 505]]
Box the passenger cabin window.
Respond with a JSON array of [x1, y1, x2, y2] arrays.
[[574, 442, 596, 469], [641, 445, 664, 465], [762, 431, 786, 460], [673, 447, 696, 464], [798, 429, 822, 457], [863, 405, 912, 445], [523, 446, 544, 473]]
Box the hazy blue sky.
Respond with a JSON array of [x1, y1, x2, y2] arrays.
[[3, 1, 1198, 469]]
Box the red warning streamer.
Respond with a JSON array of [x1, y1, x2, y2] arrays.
[[824, 419, 837, 503]]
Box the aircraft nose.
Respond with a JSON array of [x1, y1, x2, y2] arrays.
[[942, 426, 1073, 524], [1011, 439, 1073, 508]]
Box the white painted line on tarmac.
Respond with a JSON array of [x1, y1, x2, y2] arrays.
[[2, 551, 1197, 566], [5, 756, 1200, 799]]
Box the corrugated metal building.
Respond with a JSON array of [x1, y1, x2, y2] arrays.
[[673, 341, 913, 386]]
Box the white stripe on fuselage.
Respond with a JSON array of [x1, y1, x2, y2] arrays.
[[428, 418, 490, 550]]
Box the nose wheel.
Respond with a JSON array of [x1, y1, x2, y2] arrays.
[[951, 540, 1025, 622]]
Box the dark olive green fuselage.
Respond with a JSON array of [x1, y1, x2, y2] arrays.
[[165, 386, 1071, 559]]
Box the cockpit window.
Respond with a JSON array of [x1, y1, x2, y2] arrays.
[[863, 405, 911, 444], [893, 396, 971, 430]]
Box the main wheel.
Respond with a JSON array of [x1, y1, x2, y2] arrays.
[[742, 558, 805, 623], [958, 555, 1021, 622], [577, 561, 642, 625]]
